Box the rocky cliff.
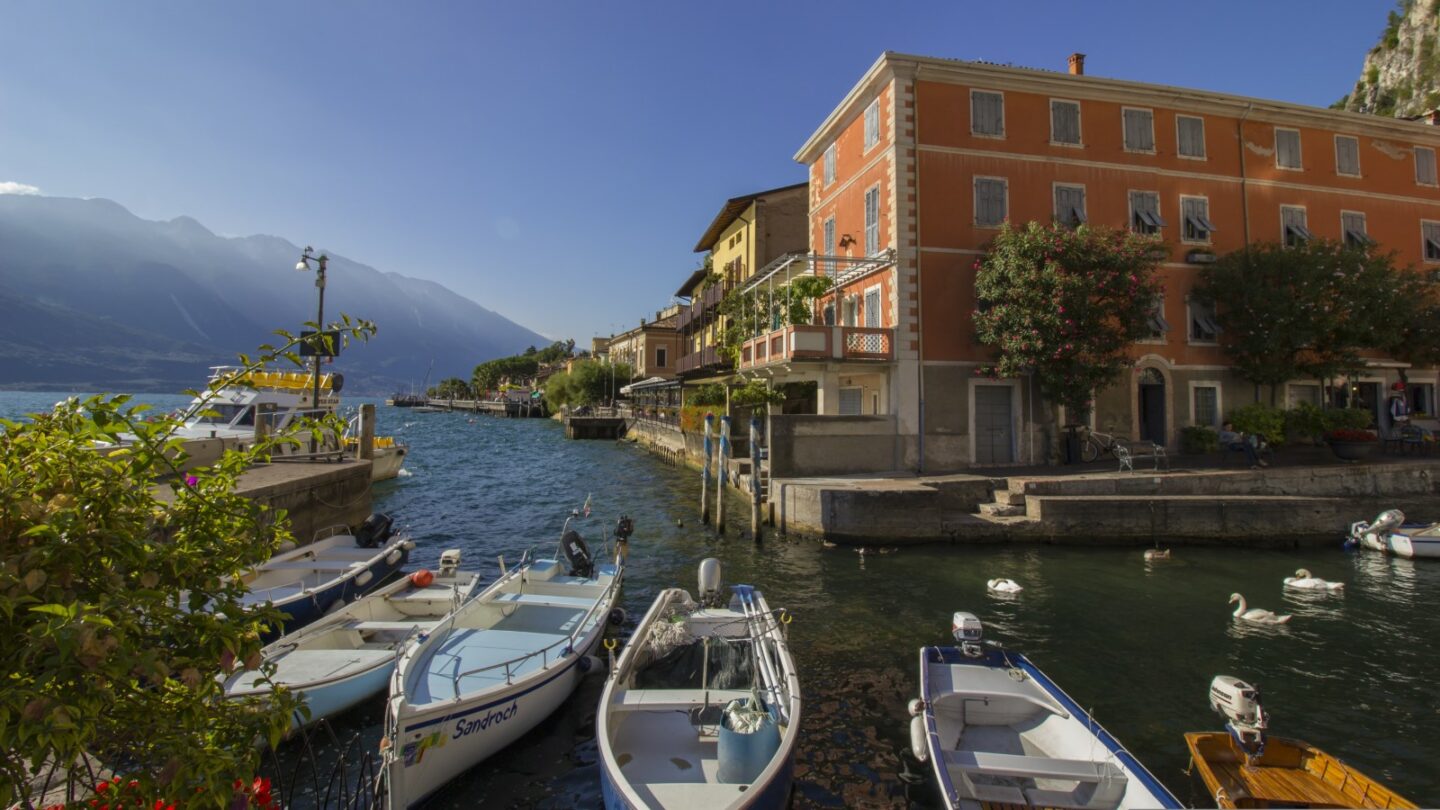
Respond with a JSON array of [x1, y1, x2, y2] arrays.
[[1343, 1, 1440, 118]]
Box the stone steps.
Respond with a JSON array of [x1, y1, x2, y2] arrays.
[[977, 501, 1026, 517]]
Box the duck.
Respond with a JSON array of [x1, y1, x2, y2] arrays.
[[1283, 568, 1344, 591], [1144, 548, 1171, 561], [1229, 593, 1292, 624], [988, 578, 1023, 594]]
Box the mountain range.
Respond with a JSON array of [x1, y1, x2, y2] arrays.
[[0, 194, 545, 394]]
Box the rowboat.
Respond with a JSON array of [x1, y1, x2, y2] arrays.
[[1185, 675, 1415, 809], [597, 559, 800, 810], [237, 513, 412, 640], [382, 516, 624, 809], [909, 612, 1181, 810], [223, 550, 481, 730], [1347, 510, 1440, 559]]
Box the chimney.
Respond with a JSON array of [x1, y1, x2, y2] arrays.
[[1068, 53, 1086, 76]]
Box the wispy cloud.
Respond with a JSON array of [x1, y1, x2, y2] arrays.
[[0, 181, 41, 196]]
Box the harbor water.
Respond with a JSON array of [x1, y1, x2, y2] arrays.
[[4, 391, 1439, 807]]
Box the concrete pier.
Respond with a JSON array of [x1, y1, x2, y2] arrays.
[[565, 415, 626, 439], [423, 399, 545, 417], [155, 459, 373, 544]]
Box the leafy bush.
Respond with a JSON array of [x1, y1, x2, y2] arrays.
[[729, 379, 784, 414], [680, 404, 720, 433], [1324, 407, 1375, 432], [1181, 425, 1219, 454], [1284, 402, 1328, 443], [687, 383, 727, 407], [544, 360, 633, 407], [1228, 403, 1285, 444]]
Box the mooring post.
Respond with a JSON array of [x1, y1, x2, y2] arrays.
[[716, 415, 731, 534], [701, 413, 713, 524], [750, 416, 762, 542], [358, 403, 376, 461]]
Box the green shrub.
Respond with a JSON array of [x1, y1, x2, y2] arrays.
[[1323, 407, 1375, 431], [1228, 403, 1285, 444], [1181, 425, 1219, 454], [1284, 402, 1328, 443], [686, 382, 727, 407]]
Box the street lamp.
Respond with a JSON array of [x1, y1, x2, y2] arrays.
[[296, 246, 329, 453]]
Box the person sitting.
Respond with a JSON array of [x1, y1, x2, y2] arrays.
[[1219, 422, 1266, 469]]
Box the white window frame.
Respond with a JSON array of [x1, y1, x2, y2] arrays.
[[1121, 106, 1156, 154], [841, 294, 858, 326], [823, 216, 836, 271], [1189, 381, 1223, 429], [1180, 194, 1214, 245], [1340, 210, 1370, 249], [1274, 127, 1303, 171], [1422, 219, 1440, 264], [823, 143, 836, 187], [864, 98, 880, 151], [1416, 146, 1438, 187], [1286, 382, 1323, 408], [1127, 189, 1164, 236], [1280, 205, 1311, 246], [1334, 134, 1361, 178], [1186, 296, 1220, 345], [863, 183, 881, 256], [1052, 181, 1087, 229], [973, 175, 1009, 229], [862, 283, 883, 328], [1140, 294, 1169, 344], [1175, 114, 1206, 160], [969, 89, 1005, 139], [1049, 98, 1082, 147]]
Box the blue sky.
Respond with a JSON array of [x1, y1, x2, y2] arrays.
[[0, 1, 1392, 344]]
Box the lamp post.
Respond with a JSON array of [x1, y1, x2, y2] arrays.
[[295, 246, 328, 453]]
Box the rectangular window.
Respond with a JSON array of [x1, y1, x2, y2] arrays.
[[822, 301, 836, 326], [1177, 115, 1206, 159], [842, 295, 857, 327], [1417, 147, 1438, 186], [1146, 295, 1170, 340], [863, 185, 880, 255], [974, 177, 1008, 228], [1181, 196, 1215, 243], [838, 387, 863, 416], [864, 99, 880, 149], [823, 216, 835, 271], [1193, 386, 1219, 428], [864, 287, 881, 328], [1050, 99, 1081, 146], [1189, 298, 1220, 342], [1423, 221, 1440, 262], [656, 347, 667, 368], [1275, 128, 1302, 170], [1341, 211, 1371, 248], [1281, 206, 1311, 246], [1129, 191, 1166, 235], [1408, 383, 1434, 416], [1288, 384, 1322, 408], [1053, 184, 1086, 229], [971, 90, 1004, 137], [823, 144, 836, 187], [1122, 108, 1155, 152], [1335, 135, 1361, 177]]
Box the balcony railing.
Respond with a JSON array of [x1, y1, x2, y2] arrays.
[[677, 345, 728, 375], [675, 282, 728, 331], [737, 325, 894, 370]]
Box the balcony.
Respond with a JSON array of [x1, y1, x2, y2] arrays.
[[677, 345, 728, 375], [675, 283, 728, 331], [737, 325, 894, 370]]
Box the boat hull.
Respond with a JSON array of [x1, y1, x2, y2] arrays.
[[1183, 731, 1415, 809], [1355, 526, 1440, 558], [371, 445, 407, 482], [291, 659, 396, 728], [254, 536, 412, 641]]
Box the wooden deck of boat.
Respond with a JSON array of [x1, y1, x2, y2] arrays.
[[1185, 732, 1415, 809]]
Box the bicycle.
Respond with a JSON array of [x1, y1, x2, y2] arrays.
[[1079, 427, 1122, 462]]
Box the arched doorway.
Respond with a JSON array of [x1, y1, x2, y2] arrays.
[[1138, 367, 1167, 445]]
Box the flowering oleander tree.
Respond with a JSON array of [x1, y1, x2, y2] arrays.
[[973, 222, 1165, 421]]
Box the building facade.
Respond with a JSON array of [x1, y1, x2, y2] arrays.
[[606, 307, 681, 381], [775, 50, 1440, 471]]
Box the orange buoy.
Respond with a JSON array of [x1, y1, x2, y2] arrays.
[[409, 569, 435, 587]]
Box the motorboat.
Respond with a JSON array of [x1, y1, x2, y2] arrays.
[[343, 410, 408, 482], [1184, 675, 1415, 809], [234, 513, 412, 640], [909, 612, 1181, 810], [382, 514, 624, 808], [223, 549, 480, 730], [597, 559, 801, 810], [1347, 509, 1440, 559]]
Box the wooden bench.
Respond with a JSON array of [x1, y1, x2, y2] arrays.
[[1114, 440, 1168, 472], [346, 620, 425, 632], [492, 592, 597, 610]]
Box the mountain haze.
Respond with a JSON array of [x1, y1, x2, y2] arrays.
[[0, 194, 545, 393]]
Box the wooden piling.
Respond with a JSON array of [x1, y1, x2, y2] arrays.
[[716, 416, 731, 534], [358, 403, 376, 460], [701, 414, 713, 524], [750, 416, 762, 542]]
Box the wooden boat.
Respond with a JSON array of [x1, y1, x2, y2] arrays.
[[223, 550, 480, 730], [1347, 509, 1440, 559], [597, 559, 801, 810], [1185, 676, 1415, 809], [910, 612, 1181, 810], [383, 520, 623, 809]]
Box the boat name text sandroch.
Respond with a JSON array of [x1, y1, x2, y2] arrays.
[[454, 702, 519, 739]]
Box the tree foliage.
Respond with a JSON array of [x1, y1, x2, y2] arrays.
[[1, 319, 375, 807], [973, 222, 1165, 419], [428, 377, 473, 400], [715, 274, 835, 364], [544, 360, 633, 407], [472, 356, 540, 393]]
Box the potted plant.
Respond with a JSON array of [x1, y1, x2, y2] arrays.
[[1325, 427, 1379, 461]]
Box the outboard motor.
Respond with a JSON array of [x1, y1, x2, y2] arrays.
[[438, 549, 462, 577], [354, 513, 394, 549], [615, 515, 635, 541], [1349, 508, 1405, 548], [561, 529, 594, 579], [698, 558, 723, 607], [1209, 675, 1268, 757], [952, 611, 985, 657]]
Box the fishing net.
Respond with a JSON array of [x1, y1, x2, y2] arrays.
[[634, 634, 754, 690]]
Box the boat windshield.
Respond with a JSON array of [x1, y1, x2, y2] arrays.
[[185, 403, 254, 426]]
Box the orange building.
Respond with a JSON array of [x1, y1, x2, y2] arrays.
[[767, 50, 1440, 471]]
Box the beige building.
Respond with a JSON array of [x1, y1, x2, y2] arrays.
[[607, 307, 681, 380]]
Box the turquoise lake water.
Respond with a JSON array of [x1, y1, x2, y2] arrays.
[[3, 391, 1437, 808]]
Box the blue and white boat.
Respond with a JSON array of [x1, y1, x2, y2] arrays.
[[237, 513, 412, 640], [1347, 509, 1440, 559], [383, 517, 624, 809], [909, 612, 1181, 810], [223, 549, 481, 730], [597, 559, 800, 810]]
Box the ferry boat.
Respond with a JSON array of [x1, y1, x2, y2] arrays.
[[909, 612, 1181, 810], [1185, 676, 1415, 809], [597, 559, 800, 810], [1346, 509, 1440, 559]]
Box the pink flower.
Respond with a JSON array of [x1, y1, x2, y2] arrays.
[[185, 475, 198, 488]]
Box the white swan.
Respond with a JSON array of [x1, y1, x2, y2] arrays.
[[988, 578, 1023, 594], [1144, 548, 1171, 561], [1283, 568, 1344, 591], [1229, 593, 1291, 624]]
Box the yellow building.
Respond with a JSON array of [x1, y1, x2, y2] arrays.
[[606, 307, 681, 380]]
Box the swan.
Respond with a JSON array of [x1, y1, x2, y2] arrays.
[[1283, 568, 1344, 591], [988, 578, 1023, 594], [1144, 548, 1171, 561], [1229, 593, 1291, 624]]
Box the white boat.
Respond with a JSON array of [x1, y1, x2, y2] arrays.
[[597, 559, 800, 810], [383, 519, 624, 808], [235, 514, 413, 640], [223, 549, 481, 729], [909, 612, 1181, 810], [1347, 509, 1440, 559]]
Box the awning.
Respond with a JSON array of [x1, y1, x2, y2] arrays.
[[619, 376, 675, 395]]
